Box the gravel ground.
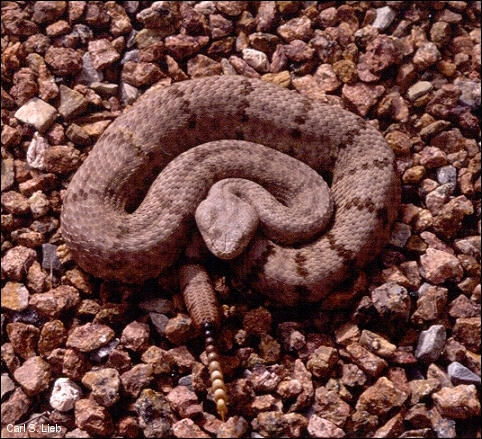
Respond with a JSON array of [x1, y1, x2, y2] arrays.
[[1, 1, 481, 438]]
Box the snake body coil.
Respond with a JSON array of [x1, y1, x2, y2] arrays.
[[61, 75, 400, 313]]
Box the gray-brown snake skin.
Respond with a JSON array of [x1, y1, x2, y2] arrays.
[[61, 75, 401, 316]]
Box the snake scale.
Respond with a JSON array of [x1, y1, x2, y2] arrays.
[[61, 75, 400, 417]]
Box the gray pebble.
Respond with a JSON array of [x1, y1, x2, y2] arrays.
[[76, 52, 103, 85], [436, 166, 457, 189], [407, 81, 433, 101], [415, 324, 446, 363], [178, 374, 194, 390], [455, 78, 481, 109], [372, 6, 397, 30], [150, 312, 169, 336], [433, 418, 457, 439], [42, 243, 63, 271], [389, 222, 412, 248], [89, 338, 120, 363], [447, 361, 481, 386], [1, 374, 16, 399]]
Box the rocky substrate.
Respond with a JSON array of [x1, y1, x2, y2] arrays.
[[1, 2, 481, 438]]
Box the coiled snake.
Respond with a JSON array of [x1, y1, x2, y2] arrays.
[[61, 75, 400, 418]]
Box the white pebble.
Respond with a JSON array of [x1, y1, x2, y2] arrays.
[[242, 48, 270, 72], [50, 378, 83, 412]]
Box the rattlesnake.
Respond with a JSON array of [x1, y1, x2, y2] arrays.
[[61, 75, 400, 417]]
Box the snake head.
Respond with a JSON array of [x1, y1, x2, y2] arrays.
[[195, 179, 259, 260]]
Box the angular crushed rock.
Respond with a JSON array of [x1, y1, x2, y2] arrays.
[[1, 2, 480, 438]]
